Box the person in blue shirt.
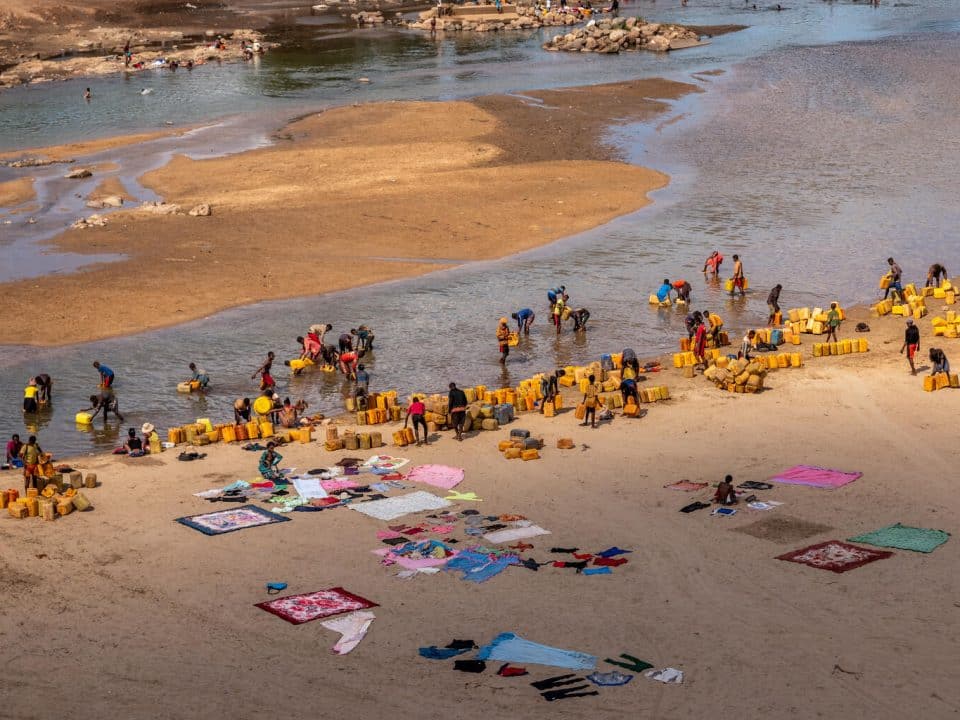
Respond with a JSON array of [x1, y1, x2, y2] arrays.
[[547, 285, 566, 305], [93, 361, 115, 388], [355, 364, 370, 392], [511, 308, 536, 334], [656, 279, 672, 303], [188, 363, 210, 388]]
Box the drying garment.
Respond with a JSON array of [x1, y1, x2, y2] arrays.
[[738, 481, 773, 490], [320, 610, 375, 655], [476, 633, 596, 670], [419, 646, 472, 660], [605, 654, 653, 673], [445, 551, 519, 584], [549, 547, 579, 554], [445, 491, 482, 502], [680, 501, 710, 513], [645, 667, 684, 684], [497, 664, 528, 677], [595, 546, 632, 558], [767, 464, 862, 490], [483, 525, 551, 544], [446, 639, 476, 650], [453, 660, 486, 673], [847, 523, 950, 553], [406, 464, 465, 490], [586, 671, 633, 687], [291, 477, 329, 500], [349, 491, 451, 521], [592, 557, 628, 567], [581, 567, 612, 576]]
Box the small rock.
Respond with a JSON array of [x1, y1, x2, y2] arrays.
[[65, 167, 92, 179], [86, 195, 123, 209], [188, 203, 211, 217]]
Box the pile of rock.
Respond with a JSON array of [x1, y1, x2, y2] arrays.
[[545, 16, 701, 53], [406, 4, 579, 33]]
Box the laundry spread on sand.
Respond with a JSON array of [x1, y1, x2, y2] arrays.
[[847, 523, 950, 553], [776, 540, 893, 573], [645, 667, 684, 684], [445, 549, 520, 583], [176, 505, 290, 535], [483, 525, 551, 544], [747, 501, 783, 511], [362, 455, 410, 472], [291, 477, 329, 500], [320, 610, 376, 655], [664, 480, 709, 492], [373, 540, 459, 570], [255, 587, 378, 624], [476, 632, 597, 670], [406, 464, 465, 490], [768, 465, 862, 489], [320, 478, 359, 492], [587, 670, 633, 686], [350, 491, 451, 521]]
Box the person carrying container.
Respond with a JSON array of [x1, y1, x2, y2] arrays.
[[672, 279, 692, 304], [512, 308, 536, 335], [82, 390, 124, 423], [497, 318, 512, 363], [884, 257, 904, 301], [730, 255, 746, 297], [767, 284, 782, 325], [189, 363, 210, 389]]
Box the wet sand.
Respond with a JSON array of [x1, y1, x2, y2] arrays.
[[2, 302, 957, 719], [0, 77, 696, 346], [0, 128, 186, 162], [0, 176, 34, 206]]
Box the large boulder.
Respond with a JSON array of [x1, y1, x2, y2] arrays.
[[647, 34, 670, 52], [608, 29, 625, 43], [189, 203, 211, 217]]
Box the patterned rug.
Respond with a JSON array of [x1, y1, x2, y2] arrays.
[[256, 587, 378, 625], [176, 505, 290, 536], [776, 540, 893, 573], [848, 523, 950, 553]]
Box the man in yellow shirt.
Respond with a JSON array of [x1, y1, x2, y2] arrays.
[[705, 311, 724, 345], [19, 435, 43, 491], [581, 374, 602, 429], [23, 378, 39, 414]]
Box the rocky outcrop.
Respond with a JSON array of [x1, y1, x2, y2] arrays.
[[188, 203, 212, 217], [71, 214, 108, 229], [407, 4, 580, 33], [545, 17, 701, 53], [86, 195, 124, 209], [65, 168, 93, 179], [139, 201, 182, 215]]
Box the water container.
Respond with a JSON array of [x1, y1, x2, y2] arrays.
[[253, 396, 272, 416], [75, 412, 93, 425], [246, 421, 260, 439], [771, 329, 783, 346], [601, 354, 613, 371], [221, 425, 237, 443], [494, 404, 513, 425], [197, 418, 213, 433], [259, 422, 274, 439]]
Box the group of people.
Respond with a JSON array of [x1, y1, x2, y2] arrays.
[[495, 287, 591, 363], [655, 278, 693, 305]]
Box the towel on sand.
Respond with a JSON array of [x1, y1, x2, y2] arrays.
[[768, 465, 862, 489], [848, 523, 949, 553]]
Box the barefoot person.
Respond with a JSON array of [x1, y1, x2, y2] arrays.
[[35, 373, 52, 405], [512, 308, 535, 335], [22, 378, 39, 414], [825, 303, 841, 343], [93, 361, 115, 388], [929, 348, 950, 375], [234, 397, 252, 424], [18, 435, 43, 492], [901, 319, 920, 375], [252, 352, 276, 390], [581, 373, 601, 429], [404, 395, 429, 446], [884, 257, 904, 301], [188, 362, 210, 389], [714, 475, 737, 505], [703, 250, 723, 277], [496, 318, 511, 363], [83, 390, 125, 423], [258, 442, 284, 481], [448, 382, 468, 441], [731, 254, 745, 297], [767, 284, 782, 325], [926, 263, 949, 288]]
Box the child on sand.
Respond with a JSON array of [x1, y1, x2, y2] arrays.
[[901, 319, 920, 375], [929, 348, 950, 375], [714, 475, 737, 504], [18, 435, 43, 491], [740, 330, 756, 361], [825, 303, 841, 343], [581, 374, 602, 429], [258, 442, 283, 481]]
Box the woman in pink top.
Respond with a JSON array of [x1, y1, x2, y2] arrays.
[[404, 395, 429, 446]]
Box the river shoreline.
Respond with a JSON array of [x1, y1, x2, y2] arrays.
[[0, 76, 698, 347]]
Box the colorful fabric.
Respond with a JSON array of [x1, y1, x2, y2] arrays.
[[362, 455, 409, 471], [175, 505, 290, 535], [768, 465, 862, 489], [320, 610, 375, 655], [847, 523, 950, 553], [776, 540, 893, 573], [476, 632, 596, 670], [406, 464, 465, 490], [349, 491, 451, 521], [255, 587, 378, 624], [320, 478, 359, 492], [445, 550, 519, 583], [483, 525, 551, 544], [587, 671, 633, 686]]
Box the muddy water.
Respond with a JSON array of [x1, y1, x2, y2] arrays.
[[3, 30, 960, 456]]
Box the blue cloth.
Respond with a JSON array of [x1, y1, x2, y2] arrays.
[[476, 632, 596, 670], [656, 283, 671, 302], [516, 308, 534, 322], [596, 546, 632, 558], [98, 364, 114, 379], [445, 550, 518, 583], [419, 646, 472, 660], [587, 671, 633, 686], [582, 567, 612, 576], [547, 289, 559, 303]]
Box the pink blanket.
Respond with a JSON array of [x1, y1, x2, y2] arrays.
[[321, 479, 360, 491], [371, 547, 459, 570], [406, 464, 465, 490], [768, 465, 862, 489]]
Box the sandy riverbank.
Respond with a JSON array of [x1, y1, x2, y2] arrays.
[[1, 300, 957, 719], [0, 76, 696, 346]]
